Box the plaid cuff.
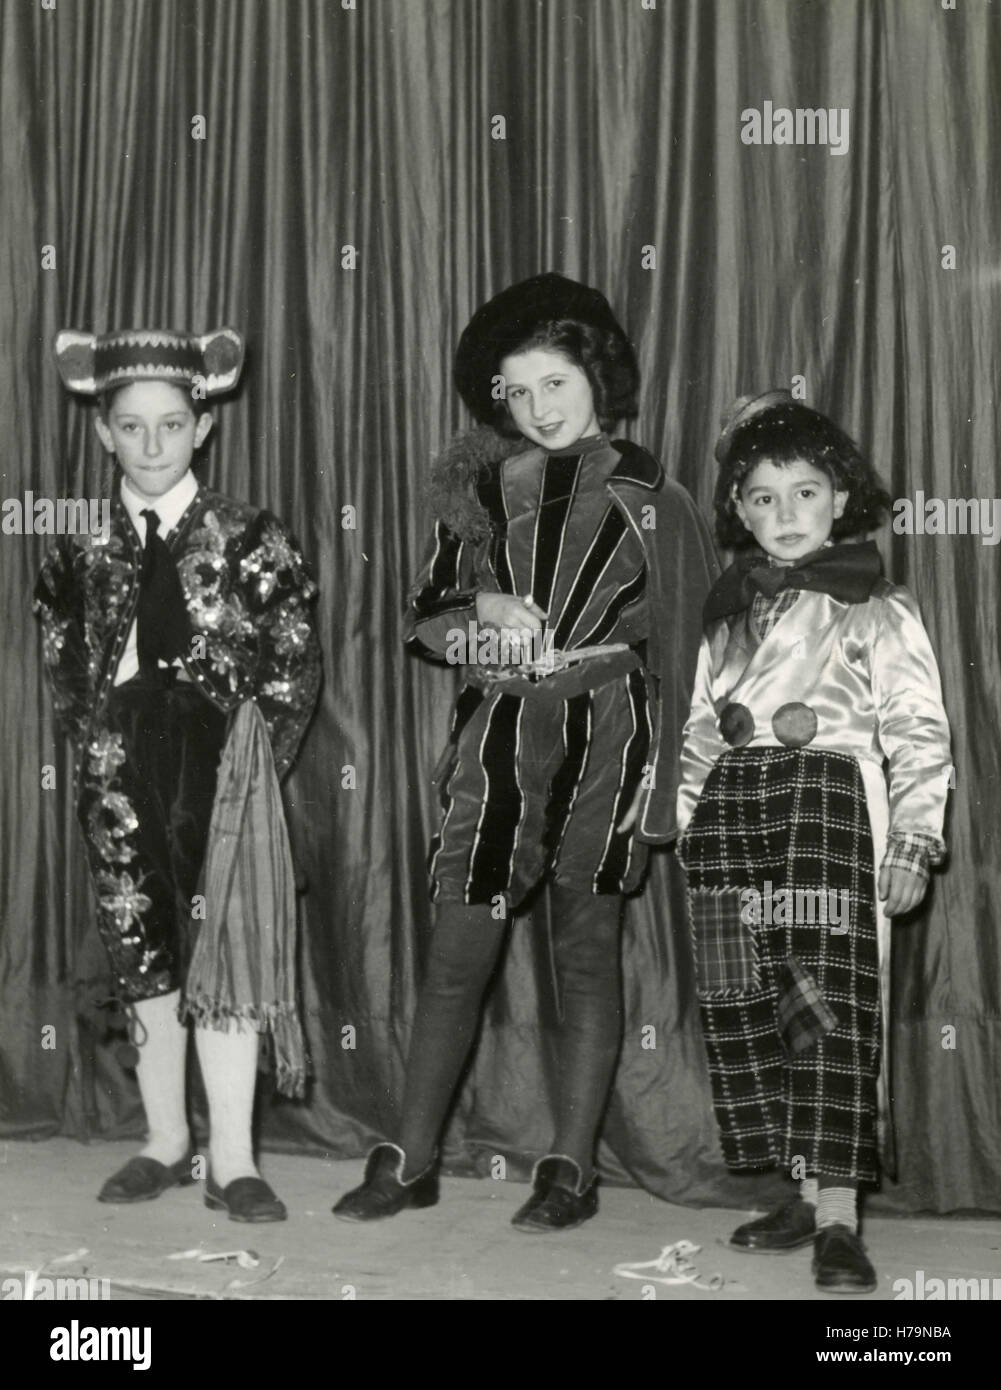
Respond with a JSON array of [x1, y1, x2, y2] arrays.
[[883, 831, 945, 881]]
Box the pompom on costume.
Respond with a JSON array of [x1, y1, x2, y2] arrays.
[[35, 328, 321, 1096]]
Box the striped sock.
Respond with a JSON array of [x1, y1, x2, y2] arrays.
[[816, 1186, 858, 1231], [799, 1177, 819, 1207]]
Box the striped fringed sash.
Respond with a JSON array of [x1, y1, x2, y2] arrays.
[[181, 700, 307, 1097]]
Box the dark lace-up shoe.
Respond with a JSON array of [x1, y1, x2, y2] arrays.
[[729, 1197, 817, 1253], [812, 1223, 878, 1294]]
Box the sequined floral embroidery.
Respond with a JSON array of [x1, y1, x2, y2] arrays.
[[40, 617, 69, 665], [271, 599, 314, 658], [79, 722, 159, 993], [84, 730, 139, 864], [87, 792, 139, 865], [81, 533, 134, 635], [240, 523, 303, 602], [87, 729, 128, 780], [96, 870, 154, 935]]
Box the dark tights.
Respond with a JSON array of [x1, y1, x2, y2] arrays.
[[398, 888, 623, 1180]]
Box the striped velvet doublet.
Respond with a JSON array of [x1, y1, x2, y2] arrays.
[[429, 444, 653, 909]]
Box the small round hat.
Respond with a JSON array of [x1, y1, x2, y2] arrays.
[[714, 388, 795, 463]]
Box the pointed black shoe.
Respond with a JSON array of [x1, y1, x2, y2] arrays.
[[511, 1155, 599, 1233], [729, 1196, 816, 1254], [98, 1152, 197, 1204], [812, 1223, 878, 1294], [204, 1172, 288, 1223], [332, 1143, 439, 1222]]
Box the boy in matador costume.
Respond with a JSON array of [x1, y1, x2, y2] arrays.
[[334, 273, 717, 1230], [35, 328, 321, 1222]]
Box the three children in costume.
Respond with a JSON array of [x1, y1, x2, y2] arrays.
[[36, 284, 950, 1289]]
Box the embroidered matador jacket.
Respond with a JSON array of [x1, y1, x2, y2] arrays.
[[405, 436, 719, 844], [34, 486, 322, 784]]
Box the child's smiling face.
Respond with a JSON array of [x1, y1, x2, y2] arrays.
[[735, 458, 848, 563], [499, 347, 600, 450], [94, 380, 212, 502]]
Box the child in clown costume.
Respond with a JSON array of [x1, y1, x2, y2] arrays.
[[676, 390, 951, 1293]]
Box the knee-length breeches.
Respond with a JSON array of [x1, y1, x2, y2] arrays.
[[77, 675, 228, 1003], [430, 667, 652, 909]]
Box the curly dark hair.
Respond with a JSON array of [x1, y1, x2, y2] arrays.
[[713, 402, 891, 549], [488, 319, 640, 439]]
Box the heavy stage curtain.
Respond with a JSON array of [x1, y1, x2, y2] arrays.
[[1, 0, 998, 1214]]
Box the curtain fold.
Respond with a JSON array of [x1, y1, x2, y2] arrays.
[[1, 0, 998, 1213]]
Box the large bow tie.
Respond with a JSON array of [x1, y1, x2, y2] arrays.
[[703, 540, 883, 624]]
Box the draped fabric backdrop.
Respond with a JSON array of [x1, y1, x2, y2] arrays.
[[1, 0, 998, 1213]]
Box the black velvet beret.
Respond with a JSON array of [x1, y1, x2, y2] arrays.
[[454, 272, 637, 424]]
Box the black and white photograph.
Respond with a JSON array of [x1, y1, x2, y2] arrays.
[[0, 0, 998, 1350]]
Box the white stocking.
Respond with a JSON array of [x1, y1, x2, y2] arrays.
[[195, 1020, 260, 1188], [132, 990, 190, 1166]]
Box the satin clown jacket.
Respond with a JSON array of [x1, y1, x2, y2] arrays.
[[34, 487, 322, 783], [405, 437, 720, 843], [676, 580, 952, 844]]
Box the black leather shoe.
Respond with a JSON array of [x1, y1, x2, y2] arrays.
[[511, 1155, 599, 1233], [332, 1143, 439, 1222], [204, 1172, 288, 1223], [729, 1197, 816, 1253], [97, 1152, 196, 1204], [812, 1223, 878, 1294]]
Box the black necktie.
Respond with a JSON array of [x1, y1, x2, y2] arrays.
[[137, 509, 191, 680]]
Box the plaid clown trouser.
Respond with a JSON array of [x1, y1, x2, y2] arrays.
[[678, 746, 880, 1183]]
